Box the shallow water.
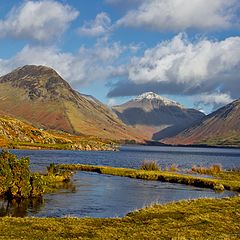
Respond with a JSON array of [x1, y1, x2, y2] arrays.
[[0, 145, 239, 218]]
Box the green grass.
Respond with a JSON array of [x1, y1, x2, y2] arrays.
[[0, 196, 239, 239], [59, 164, 240, 192]]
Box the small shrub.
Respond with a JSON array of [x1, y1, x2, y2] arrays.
[[0, 151, 12, 196], [30, 174, 45, 197], [140, 160, 161, 171], [0, 150, 32, 199], [47, 163, 59, 175]]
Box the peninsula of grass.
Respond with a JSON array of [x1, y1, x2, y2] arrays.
[[0, 196, 239, 239], [59, 163, 240, 192]]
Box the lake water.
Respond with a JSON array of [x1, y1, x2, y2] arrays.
[[1, 145, 239, 218]]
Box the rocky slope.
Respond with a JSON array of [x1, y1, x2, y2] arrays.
[[113, 92, 205, 140], [163, 99, 240, 147], [0, 65, 142, 141]]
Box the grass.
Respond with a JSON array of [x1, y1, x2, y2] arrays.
[[165, 163, 179, 172], [140, 160, 161, 171], [59, 164, 240, 192], [191, 164, 223, 175], [0, 196, 239, 239]]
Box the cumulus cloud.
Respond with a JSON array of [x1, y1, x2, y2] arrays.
[[78, 12, 112, 37], [0, 40, 135, 87], [0, 0, 79, 42], [117, 0, 239, 31], [194, 93, 234, 110], [108, 34, 240, 108]]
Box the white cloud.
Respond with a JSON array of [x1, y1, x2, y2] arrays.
[[78, 12, 112, 37], [128, 34, 240, 87], [194, 93, 234, 110], [0, 0, 79, 42], [108, 34, 240, 110], [117, 0, 239, 31], [0, 40, 134, 87]]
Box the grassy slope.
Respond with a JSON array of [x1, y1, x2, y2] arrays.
[[199, 132, 240, 147], [0, 196, 239, 239]]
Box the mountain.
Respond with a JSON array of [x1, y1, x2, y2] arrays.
[[163, 99, 240, 147], [112, 92, 205, 140], [0, 65, 142, 141], [0, 115, 115, 150]]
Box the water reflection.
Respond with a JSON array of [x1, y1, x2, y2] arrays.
[[0, 181, 76, 217], [0, 197, 44, 217]]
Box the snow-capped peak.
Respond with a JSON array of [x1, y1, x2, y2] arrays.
[[134, 92, 183, 107]]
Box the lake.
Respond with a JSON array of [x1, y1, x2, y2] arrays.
[[1, 145, 239, 218]]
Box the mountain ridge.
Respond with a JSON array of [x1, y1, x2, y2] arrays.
[[0, 65, 143, 141], [163, 99, 240, 146], [113, 92, 205, 140]]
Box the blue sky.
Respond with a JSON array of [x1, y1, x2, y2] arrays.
[[0, 0, 239, 113]]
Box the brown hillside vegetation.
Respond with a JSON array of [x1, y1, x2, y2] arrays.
[[0, 115, 116, 151]]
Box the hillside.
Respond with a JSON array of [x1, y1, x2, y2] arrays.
[[163, 99, 240, 147], [0, 65, 143, 141], [0, 115, 116, 150], [113, 92, 204, 140]]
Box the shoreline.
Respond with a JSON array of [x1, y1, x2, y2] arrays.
[[140, 141, 240, 149]]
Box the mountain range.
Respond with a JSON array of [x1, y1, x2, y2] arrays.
[[0, 65, 142, 142], [0, 65, 239, 148], [113, 92, 205, 140]]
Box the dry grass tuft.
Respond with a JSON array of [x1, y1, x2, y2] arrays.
[[165, 164, 178, 172], [191, 164, 222, 175], [140, 160, 161, 171]]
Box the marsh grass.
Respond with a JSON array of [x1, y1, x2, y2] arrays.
[[59, 164, 240, 192], [192, 164, 223, 175], [140, 160, 161, 171]]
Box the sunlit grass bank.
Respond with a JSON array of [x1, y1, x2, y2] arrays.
[[59, 164, 240, 192], [0, 196, 239, 239]]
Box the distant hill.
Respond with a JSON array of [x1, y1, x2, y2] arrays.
[[163, 99, 240, 147], [0, 115, 116, 150], [113, 92, 204, 140], [0, 65, 143, 141]]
